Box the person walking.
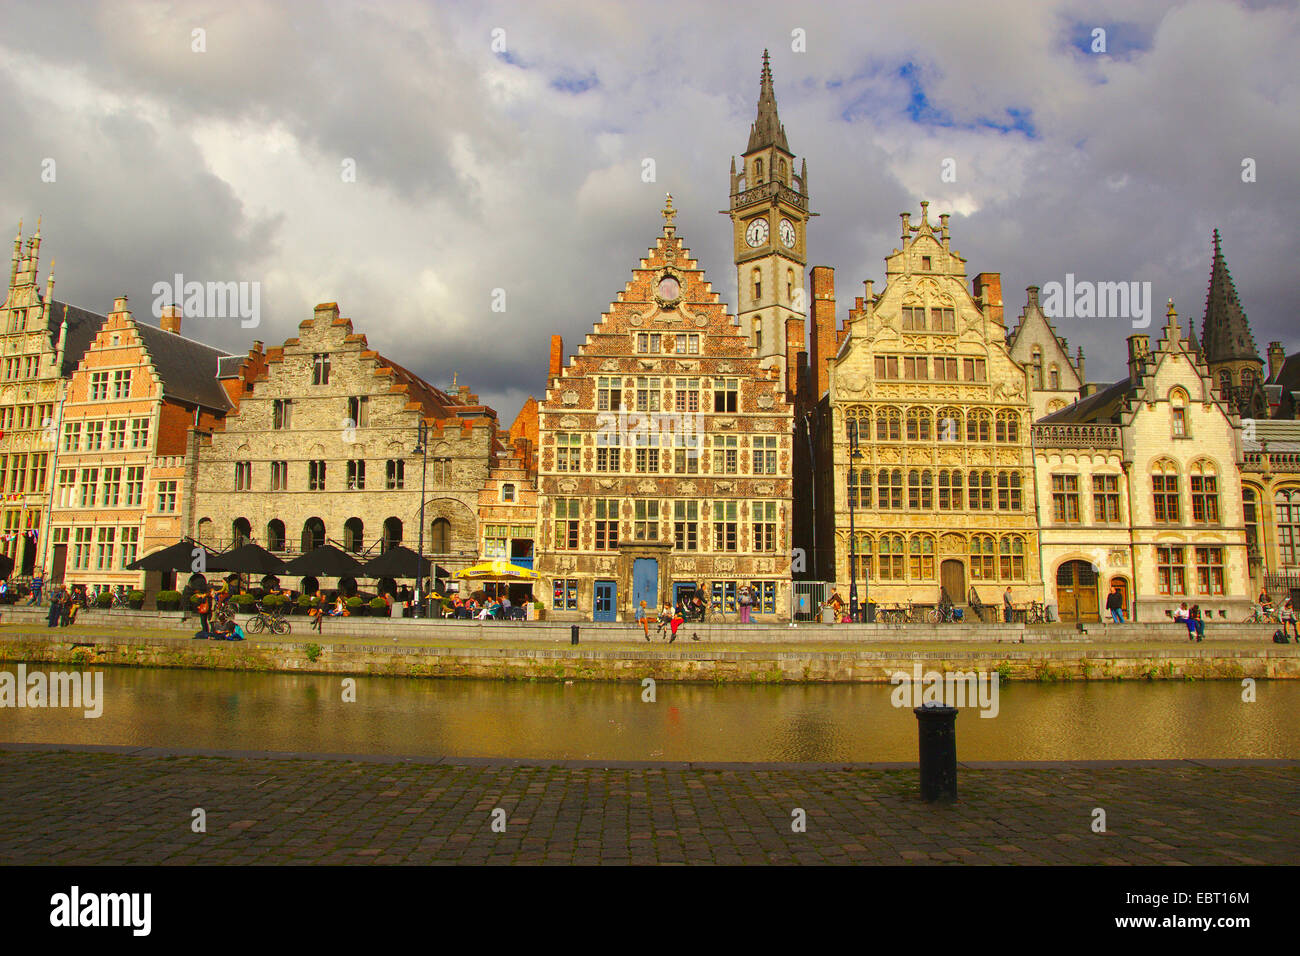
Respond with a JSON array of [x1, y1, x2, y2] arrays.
[[1105, 585, 1125, 624], [1281, 596, 1297, 640], [26, 572, 43, 606], [738, 584, 753, 624], [636, 600, 650, 641], [46, 586, 64, 628]]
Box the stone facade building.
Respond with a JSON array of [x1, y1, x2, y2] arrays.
[[190, 302, 498, 586], [823, 204, 1043, 614], [1006, 286, 1085, 421], [535, 198, 795, 621]]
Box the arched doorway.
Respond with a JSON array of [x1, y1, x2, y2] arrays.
[[1109, 575, 1131, 621], [430, 517, 451, 553], [266, 520, 286, 552], [940, 559, 965, 607], [232, 517, 251, 547], [343, 517, 364, 553], [383, 517, 403, 553], [301, 518, 325, 552], [1057, 560, 1099, 622]]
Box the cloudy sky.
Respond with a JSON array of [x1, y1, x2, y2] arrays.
[[2, 0, 1297, 420]]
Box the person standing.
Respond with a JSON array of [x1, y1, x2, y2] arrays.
[[1003, 586, 1013, 623], [1281, 596, 1297, 640], [1105, 585, 1125, 624], [636, 600, 650, 641], [196, 584, 213, 637], [26, 573, 43, 606], [738, 584, 753, 624], [46, 586, 64, 628]]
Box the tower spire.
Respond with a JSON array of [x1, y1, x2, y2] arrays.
[[747, 49, 789, 153], [1201, 229, 1259, 365]]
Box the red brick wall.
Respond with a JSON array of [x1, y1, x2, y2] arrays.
[[809, 266, 836, 401]]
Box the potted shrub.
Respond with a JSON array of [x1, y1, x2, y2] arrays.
[[157, 590, 181, 611], [263, 594, 284, 612], [533, 600, 545, 621], [368, 596, 389, 617], [296, 594, 315, 615], [128, 590, 145, 610], [235, 593, 257, 613], [345, 595, 364, 617], [95, 591, 113, 609]]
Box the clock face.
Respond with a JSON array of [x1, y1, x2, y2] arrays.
[[779, 219, 796, 248], [745, 218, 769, 247]]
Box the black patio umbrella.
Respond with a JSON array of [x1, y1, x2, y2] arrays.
[[126, 539, 223, 573], [282, 544, 365, 578], [358, 545, 428, 580], [208, 543, 287, 575]]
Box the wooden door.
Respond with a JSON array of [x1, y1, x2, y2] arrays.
[[1057, 560, 1099, 622]]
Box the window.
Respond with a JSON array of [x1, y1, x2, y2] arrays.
[[967, 470, 993, 510], [347, 396, 368, 428], [711, 501, 738, 551], [17, 405, 33, 429], [752, 436, 777, 475], [635, 332, 662, 354], [1172, 402, 1188, 437], [909, 534, 935, 579], [996, 471, 1022, 511], [501, 483, 516, 503], [1052, 474, 1080, 523], [937, 409, 961, 442], [119, 527, 139, 569], [553, 498, 579, 550], [673, 433, 700, 474], [966, 409, 991, 442], [713, 435, 738, 474], [270, 461, 288, 491], [85, 421, 104, 451], [752, 267, 761, 299], [636, 377, 661, 413], [235, 461, 253, 491], [712, 581, 738, 613], [555, 433, 582, 472], [906, 408, 932, 441], [23, 355, 38, 377], [90, 371, 110, 400], [903, 356, 929, 380], [124, 466, 144, 506], [101, 466, 121, 506], [674, 377, 700, 412], [386, 459, 404, 489], [594, 499, 620, 550], [877, 468, 903, 510], [596, 430, 621, 472], [908, 470, 933, 510], [156, 480, 178, 513], [932, 307, 955, 332], [674, 500, 698, 551], [1157, 546, 1186, 595], [749, 580, 778, 614], [8, 453, 25, 493], [312, 353, 331, 385], [1243, 488, 1259, 558], [1031, 348, 1043, 388], [346, 459, 365, 490], [596, 376, 622, 412], [901, 306, 926, 330], [938, 469, 963, 510], [753, 500, 777, 551], [72, 528, 93, 570], [1092, 474, 1120, 523], [552, 579, 579, 611], [79, 468, 98, 507], [1195, 547, 1224, 595], [878, 533, 905, 580], [999, 536, 1026, 580], [1276, 489, 1300, 566], [875, 407, 901, 441], [847, 467, 871, 508], [713, 378, 738, 413], [752, 320, 762, 351], [130, 417, 150, 448], [1219, 370, 1232, 397], [995, 411, 1020, 443], [674, 334, 700, 355], [1190, 463, 1219, 523], [1152, 462, 1180, 523], [873, 356, 900, 380], [634, 433, 660, 473], [112, 370, 131, 398], [970, 534, 996, 580], [634, 499, 659, 541], [308, 460, 326, 491], [430, 518, 451, 553], [483, 525, 508, 559], [963, 358, 987, 382], [57, 469, 76, 507], [932, 357, 958, 381], [273, 399, 292, 430], [266, 520, 286, 553]]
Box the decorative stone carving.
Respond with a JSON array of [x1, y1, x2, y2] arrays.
[[600, 359, 619, 372], [679, 480, 697, 495], [637, 479, 657, 494], [940, 533, 965, 554], [597, 478, 618, 490], [559, 415, 579, 429], [716, 418, 736, 429], [715, 480, 734, 493], [755, 482, 774, 495], [715, 557, 736, 572], [561, 390, 579, 406], [717, 362, 736, 374], [638, 360, 657, 370], [558, 478, 578, 493], [677, 558, 696, 572], [758, 393, 774, 409]]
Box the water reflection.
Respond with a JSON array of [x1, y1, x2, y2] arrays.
[[1, 667, 1297, 761]]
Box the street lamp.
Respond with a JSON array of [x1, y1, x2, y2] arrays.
[[847, 419, 863, 622], [413, 420, 429, 617]]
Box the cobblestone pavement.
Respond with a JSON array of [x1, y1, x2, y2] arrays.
[[0, 747, 1295, 864]]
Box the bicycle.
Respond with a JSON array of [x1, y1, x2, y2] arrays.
[[110, 588, 130, 609], [246, 601, 291, 635], [928, 603, 959, 624], [1242, 604, 1279, 624], [881, 601, 918, 625], [1023, 600, 1046, 625]]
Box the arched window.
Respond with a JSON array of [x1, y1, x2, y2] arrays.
[[1219, 370, 1233, 397], [847, 465, 871, 508], [501, 483, 516, 503], [970, 534, 996, 580], [266, 519, 285, 553], [997, 471, 1022, 511], [966, 409, 991, 442], [937, 408, 962, 443], [846, 410, 868, 445], [909, 534, 935, 579], [878, 533, 905, 580], [996, 410, 1020, 443], [1276, 487, 1300, 566], [430, 518, 451, 553], [301, 517, 325, 552], [753, 317, 763, 351], [968, 470, 993, 510], [877, 468, 903, 509], [196, 517, 213, 546], [1170, 389, 1190, 438], [344, 517, 364, 553], [876, 407, 901, 441], [1031, 347, 1043, 388], [231, 518, 251, 547], [938, 470, 964, 510], [383, 517, 403, 552], [907, 469, 934, 510], [1243, 487, 1259, 558], [1152, 459, 1180, 523], [855, 533, 874, 580], [906, 408, 932, 441], [1189, 461, 1220, 524], [778, 158, 787, 182], [754, 158, 764, 182], [999, 535, 1026, 579], [1048, 365, 1060, 389], [752, 267, 762, 300]]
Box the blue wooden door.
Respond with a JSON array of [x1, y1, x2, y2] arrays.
[[633, 558, 658, 616], [594, 580, 616, 622]]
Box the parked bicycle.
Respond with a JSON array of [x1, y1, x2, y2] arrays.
[[110, 586, 130, 609], [1242, 604, 1279, 624], [880, 600, 919, 625], [1022, 600, 1046, 624], [928, 603, 961, 624], [246, 601, 291, 635]]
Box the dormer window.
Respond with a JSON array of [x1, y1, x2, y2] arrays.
[[1049, 365, 1060, 390], [1171, 390, 1190, 438], [754, 158, 764, 182], [1031, 347, 1043, 388], [921, 256, 932, 270], [502, 483, 516, 503]]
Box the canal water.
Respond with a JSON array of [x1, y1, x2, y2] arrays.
[[1, 667, 1296, 761]]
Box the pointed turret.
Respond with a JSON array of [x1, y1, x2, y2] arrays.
[[747, 49, 789, 153], [1201, 229, 1259, 366]]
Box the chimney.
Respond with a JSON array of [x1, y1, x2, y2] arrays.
[[785, 313, 805, 400], [160, 303, 182, 334], [549, 334, 564, 380], [973, 273, 1003, 326], [1127, 334, 1150, 382], [1267, 341, 1286, 379], [809, 266, 836, 401]]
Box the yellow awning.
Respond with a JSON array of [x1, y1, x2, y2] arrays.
[[454, 561, 542, 581]]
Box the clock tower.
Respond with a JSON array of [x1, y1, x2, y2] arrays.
[[727, 50, 811, 386]]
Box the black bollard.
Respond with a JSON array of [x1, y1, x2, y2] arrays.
[[913, 703, 958, 802], [570, 624, 579, 645]]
